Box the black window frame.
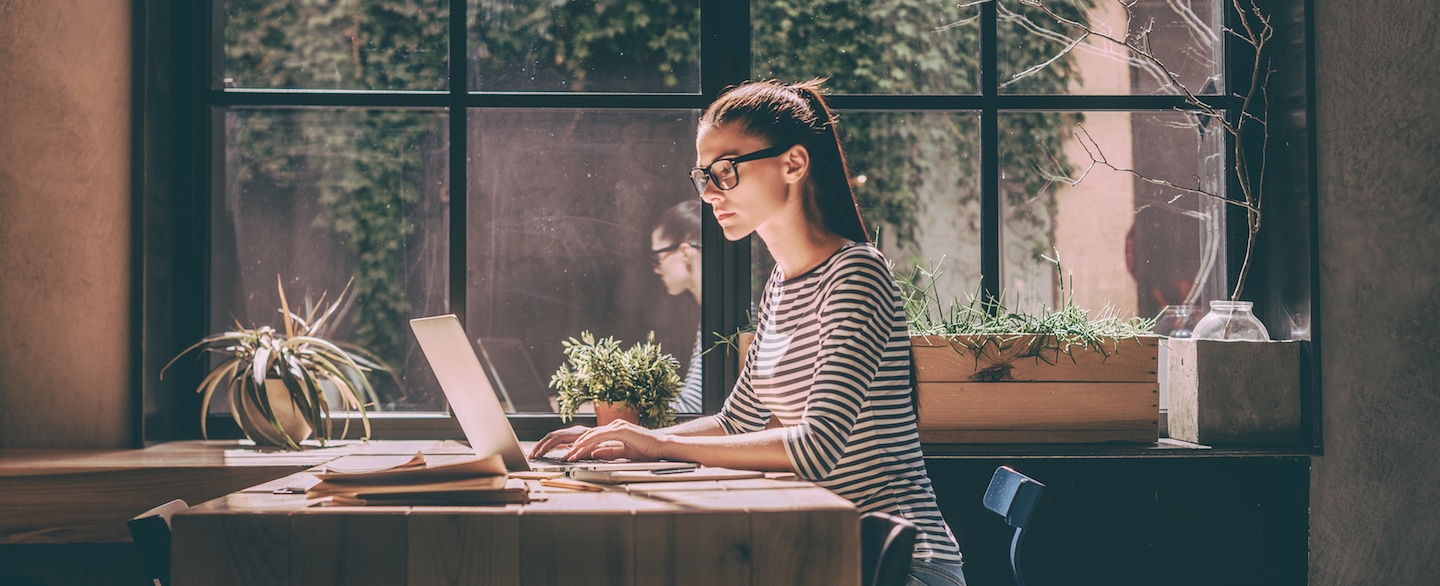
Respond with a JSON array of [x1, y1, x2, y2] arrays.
[[134, 0, 1319, 447]]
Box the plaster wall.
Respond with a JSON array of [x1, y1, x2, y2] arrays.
[[0, 0, 133, 448], [1312, 0, 1440, 583]]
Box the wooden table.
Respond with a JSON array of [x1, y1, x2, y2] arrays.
[[171, 469, 860, 586]]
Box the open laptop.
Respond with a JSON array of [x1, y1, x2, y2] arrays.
[[409, 315, 695, 473]]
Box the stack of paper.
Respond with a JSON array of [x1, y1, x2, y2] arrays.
[[307, 452, 530, 506]]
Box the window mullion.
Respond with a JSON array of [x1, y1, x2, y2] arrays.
[[449, 0, 468, 325], [980, 0, 1001, 306]]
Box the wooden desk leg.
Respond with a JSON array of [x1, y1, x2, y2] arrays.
[[520, 512, 635, 585], [291, 510, 408, 585], [172, 513, 290, 586], [750, 510, 860, 586], [408, 511, 520, 586], [634, 511, 751, 586]]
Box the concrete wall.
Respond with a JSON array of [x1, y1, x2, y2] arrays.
[[0, 0, 133, 448], [1311, 0, 1440, 583]]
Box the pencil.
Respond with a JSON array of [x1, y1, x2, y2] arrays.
[[539, 478, 604, 492]]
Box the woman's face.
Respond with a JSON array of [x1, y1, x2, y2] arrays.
[[694, 123, 794, 241], [651, 228, 695, 296]]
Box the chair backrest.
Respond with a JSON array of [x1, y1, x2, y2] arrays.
[[127, 498, 189, 586], [860, 511, 918, 586], [983, 466, 1045, 586]]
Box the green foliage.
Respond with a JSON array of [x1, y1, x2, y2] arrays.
[[900, 253, 1154, 359], [222, 0, 1096, 409], [550, 332, 682, 428], [163, 278, 390, 450]]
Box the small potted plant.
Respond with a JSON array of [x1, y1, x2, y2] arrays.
[[163, 277, 389, 450], [549, 331, 682, 428]]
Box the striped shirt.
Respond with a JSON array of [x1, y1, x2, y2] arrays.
[[712, 242, 962, 562]]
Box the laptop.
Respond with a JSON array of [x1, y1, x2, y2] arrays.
[[409, 315, 695, 473]]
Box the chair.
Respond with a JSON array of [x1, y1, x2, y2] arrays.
[[860, 511, 918, 586], [127, 498, 188, 586], [983, 466, 1045, 586]]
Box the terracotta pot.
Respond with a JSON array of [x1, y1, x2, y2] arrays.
[[593, 401, 640, 426], [237, 378, 314, 447]]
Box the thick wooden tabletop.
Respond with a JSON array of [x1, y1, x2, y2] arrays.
[[171, 470, 860, 586]]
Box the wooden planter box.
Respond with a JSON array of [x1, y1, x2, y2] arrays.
[[911, 335, 1159, 443], [735, 333, 1159, 443]]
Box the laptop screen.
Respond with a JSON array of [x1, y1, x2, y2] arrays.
[[409, 315, 534, 472]]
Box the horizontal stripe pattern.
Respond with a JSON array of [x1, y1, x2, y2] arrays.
[[714, 243, 962, 562]]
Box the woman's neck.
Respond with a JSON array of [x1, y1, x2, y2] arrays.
[[758, 220, 852, 280]]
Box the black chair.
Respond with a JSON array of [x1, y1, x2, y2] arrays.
[[127, 498, 188, 586], [860, 511, 918, 586], [983, 466, 1045, 586]]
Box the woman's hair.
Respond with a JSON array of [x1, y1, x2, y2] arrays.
[[698, 79, 869, 243], [653, 200, 702, 244]]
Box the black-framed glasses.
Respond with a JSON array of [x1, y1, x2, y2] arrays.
[[688, 144, 792, 195], [651, 241, 700, 266]]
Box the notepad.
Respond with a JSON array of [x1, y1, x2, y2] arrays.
[[568, 466, 765, 484]]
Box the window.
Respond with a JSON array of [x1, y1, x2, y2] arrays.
[[153, 0, 1312, 440]]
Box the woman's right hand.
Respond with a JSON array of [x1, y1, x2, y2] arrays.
[[528, 425, 593, 460]]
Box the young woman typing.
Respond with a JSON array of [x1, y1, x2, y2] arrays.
[[530, 79, 966, 585]]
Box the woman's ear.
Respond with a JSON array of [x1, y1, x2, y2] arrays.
[[780, 145, 810, 185]]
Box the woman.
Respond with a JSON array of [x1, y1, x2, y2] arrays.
[[650, 200, 704, 413], [532, 79, 966, 585]]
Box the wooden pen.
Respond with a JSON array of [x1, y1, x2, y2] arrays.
[[539, 477, 604, 492]]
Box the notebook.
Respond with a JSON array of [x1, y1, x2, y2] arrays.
[[409, 314, 696, 474]]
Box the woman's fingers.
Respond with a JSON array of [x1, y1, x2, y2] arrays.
[[529, 425, 590, 458]]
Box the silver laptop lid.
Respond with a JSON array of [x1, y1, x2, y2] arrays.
[[409, 315, 532, 472]]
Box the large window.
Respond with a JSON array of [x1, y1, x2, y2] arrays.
[[161, 0, 1311, 438]]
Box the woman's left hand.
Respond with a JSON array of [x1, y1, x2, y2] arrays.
[[562, 420, 671, 462]]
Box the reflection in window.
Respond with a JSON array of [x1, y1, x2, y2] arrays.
[[467, 109, 702, 413], [215, 108, 451, 411], [1001, 110, 1227, 320]]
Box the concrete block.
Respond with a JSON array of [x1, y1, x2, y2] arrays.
[[1166, 339, 1302, 445]]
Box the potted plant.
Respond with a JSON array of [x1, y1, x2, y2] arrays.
[[163, 277, 388, 450], [549, 331, 681, 429]]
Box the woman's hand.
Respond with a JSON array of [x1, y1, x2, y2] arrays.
[[561, 420, 671, 462], [528, 425, 592, 460]]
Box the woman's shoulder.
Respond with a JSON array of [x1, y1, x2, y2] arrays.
[[827, 242, 892, 274]]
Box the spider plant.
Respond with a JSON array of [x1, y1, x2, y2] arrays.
[[163, 277, 389, 450]]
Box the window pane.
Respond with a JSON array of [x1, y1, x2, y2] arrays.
[[1000, 110, 1227, 320], [999, 0, 1223, 95], [223, 0, 450, 91], [753, 0, 980, 95], [467, 109, 700, 414], [469, 1, 700, 92], [214, 108, 451, 413], [750, 111, 982, 318]]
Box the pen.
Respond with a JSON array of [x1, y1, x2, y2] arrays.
[[651, 465, 699, 475]]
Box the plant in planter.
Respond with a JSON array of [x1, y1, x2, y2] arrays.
[[899, 256, 1161, 443], [550, 331, 682, 429], [163, 278, 388, 450]]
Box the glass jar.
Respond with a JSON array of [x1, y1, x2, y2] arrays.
[[1153, 304, 1202, 338], [1191, 300, 1270, 341]]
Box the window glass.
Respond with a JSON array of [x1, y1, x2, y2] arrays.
[[752, 0, 981, 95], [999, 110, 1228, 320], [750, 111, 983, 317], [998, 0, 1223, 95], [467, 109, 701, 413], [213, 108, 451, 412], [223, 0, 450, 90], [468, 0, 700, 92]]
